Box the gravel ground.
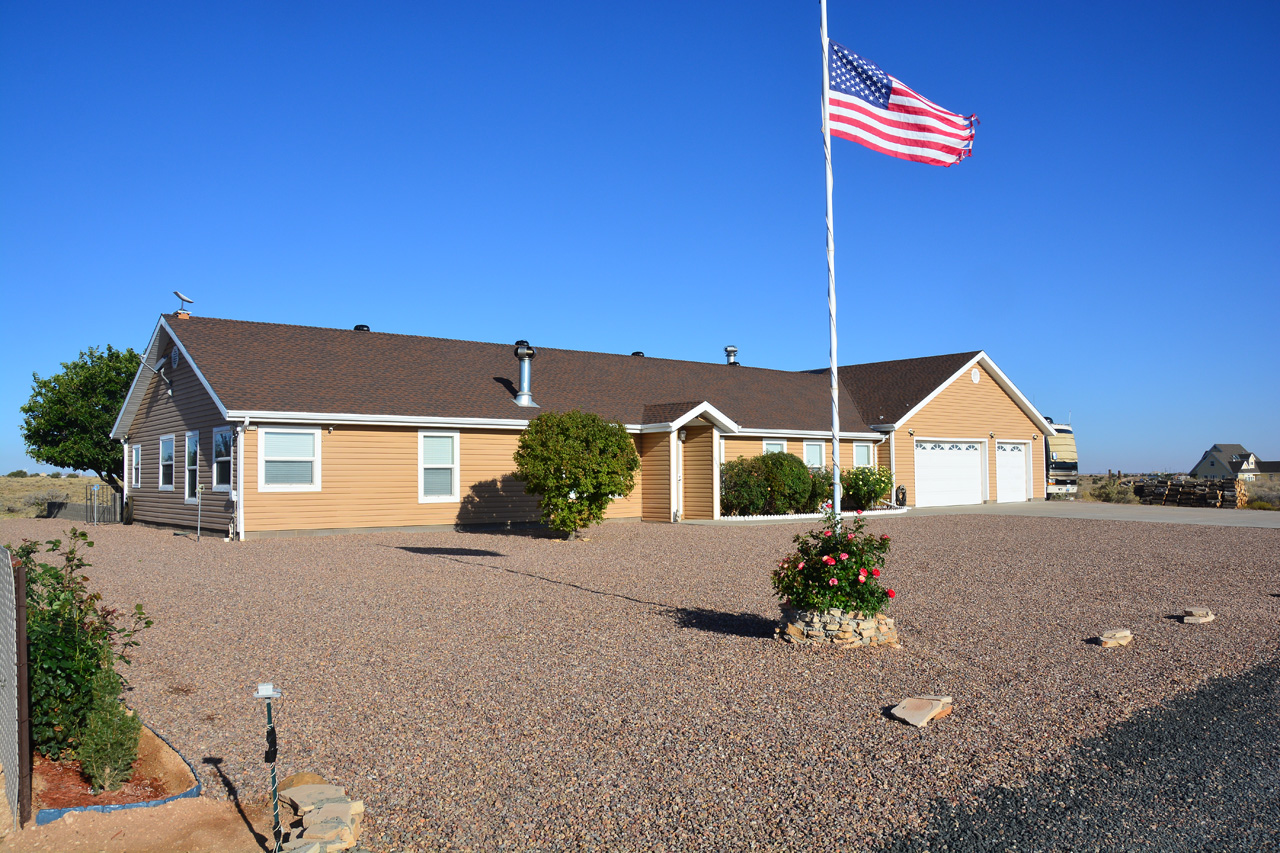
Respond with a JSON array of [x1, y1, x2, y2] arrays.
[[2, 515, 1277, 852]]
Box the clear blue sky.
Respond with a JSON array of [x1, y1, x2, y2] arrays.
[[2, 1, 1276, 476]]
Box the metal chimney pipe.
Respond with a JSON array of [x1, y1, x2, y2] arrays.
[[724, 345, 739, 366], [514, 340, 538, 407]]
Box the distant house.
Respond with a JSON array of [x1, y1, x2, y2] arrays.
[[1188, 444, 1268, 481], [110, 314, 1055, 538]]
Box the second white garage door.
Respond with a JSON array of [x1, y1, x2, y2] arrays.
[[995, 442, 1029, 502], [914, 441, 983, 507]]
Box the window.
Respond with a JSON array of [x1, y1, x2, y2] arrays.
[[159, 435, 174, 490], [131, 444, 141, 489], [762, 440, 786, 455], [419, 430, 459, 502], [212, 428, 233, 491], [185, 431, 200, 501], [803, 441, 824, 469], [854, 444, 872, 467], [259, 428, 321, 491]]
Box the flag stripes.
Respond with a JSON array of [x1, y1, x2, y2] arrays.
[[827, 42, 976, 167]]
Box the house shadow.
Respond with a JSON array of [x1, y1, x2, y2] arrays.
[[455, 476, 560, 538]]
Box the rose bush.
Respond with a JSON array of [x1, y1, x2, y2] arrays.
[[770, 510, 894, 613]]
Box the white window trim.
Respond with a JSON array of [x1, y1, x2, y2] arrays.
[[762, 439, 787, 455], [131, 444, 141, 489], [258, 427, 322, 492], [158, 434, 175, 491], [418, 429, 460, 503], [802, 441, 824, 469], [212, 427, 233, 492], [853, 442, 874, 468], [184, 430, 199, 503]]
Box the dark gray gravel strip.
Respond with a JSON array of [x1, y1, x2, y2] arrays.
[[1, 516, 1277, 852], [878, 654, 1280, 852]]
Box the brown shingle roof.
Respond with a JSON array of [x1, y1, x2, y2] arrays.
[[808, 351, 981, 427], [166, 316, 871, 433]]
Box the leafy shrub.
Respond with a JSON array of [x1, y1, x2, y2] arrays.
[[719, 453, 814, 516], [9, 530, 151, 761], [720, 457, 769, 516], [771, 511, 894, 613], [756, 452, 813, 514], [512, 410, 640, 539], [65, 472, 81, 478], [76, 667, 142, 791], [6, 470, 28, 478], [806, 467, 834, 513], [841, 465, 894, 510], [1245, 499, 1277, 511], [1245, 482, 1280, 509], [47, 472, 62, 479], [1090, 479, 1137, 503]]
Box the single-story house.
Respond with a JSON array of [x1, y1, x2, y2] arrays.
[[1189, 444, 1275, 482], [110, 314, 1054, 538]]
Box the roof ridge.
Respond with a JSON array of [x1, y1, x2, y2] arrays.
[[165, 314, 833, 377]]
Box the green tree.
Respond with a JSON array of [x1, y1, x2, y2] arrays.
[[20, 346, 140, 494], [513, 410, 641, 539]]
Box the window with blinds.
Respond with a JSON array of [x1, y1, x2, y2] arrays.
[[419, 431, 459, 502], [259, 429, 321, 491]]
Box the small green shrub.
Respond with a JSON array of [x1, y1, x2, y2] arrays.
[[512, 410, 640, 539], [6, 470, 28, 478], [1090, 480, 1137, 503], [9, 530, 151, 759], [76, 667, 141, 791], [756, 452, 813, 514], [1245, 499, 1277, 511], [47, 472, 62, 479], [65, 472, 81, 478], [841, 465, 894, 510], [720, 453, 814, 516], [721, 457, 769, 516], [771, 511, 894, 613], [23, 489, 70, 517], [805, 467, 834, 513]]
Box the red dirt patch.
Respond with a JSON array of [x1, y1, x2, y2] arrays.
[[32, 754, 167, 809]]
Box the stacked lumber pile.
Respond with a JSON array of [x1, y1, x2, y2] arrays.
[[1134, 478, 1244, 509]]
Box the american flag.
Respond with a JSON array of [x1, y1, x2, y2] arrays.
[[827, 42, 976, 167]]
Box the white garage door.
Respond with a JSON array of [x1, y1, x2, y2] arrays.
[[914, 441, 983, 507], [995, 442, 1028, 502]]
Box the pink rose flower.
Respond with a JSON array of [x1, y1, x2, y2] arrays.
[[822, 555, 836, 566], [839, 553, 848, 560], [858, 575, 866, 584], [856, 510, 863, 515], [881, 534, 890, 541], [828, 578, 838, 586], [823, 530, 832, 537], [872, 568, 880, 578], [886, 589, 895, 598], [847, 533, 854, 541], [797, 561, 804, 569]]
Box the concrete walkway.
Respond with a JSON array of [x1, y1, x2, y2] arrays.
[[702, 501, 1280, 529]]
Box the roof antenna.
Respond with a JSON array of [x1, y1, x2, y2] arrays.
[[173, 291, 194, 316]]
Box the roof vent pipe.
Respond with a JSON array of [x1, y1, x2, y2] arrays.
[[513, 340, 538, 407], [724, 345, 739, 366]]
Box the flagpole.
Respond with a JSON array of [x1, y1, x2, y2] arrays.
[[820, 0, 841, 518]]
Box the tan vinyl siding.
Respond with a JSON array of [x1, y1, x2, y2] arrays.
[[604, 436, 643, 520], [639, 432, 672, 522], [876, 439, 892, 469], [896, 363, 1046, 505], [681, 425, 714, 520], [123, 345, 235, 533], [243, 426, 642, 533]]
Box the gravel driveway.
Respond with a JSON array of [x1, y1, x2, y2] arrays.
[[2, 515, 1277, 852]]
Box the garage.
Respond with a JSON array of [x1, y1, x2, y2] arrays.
[[914, 440, 984, 507], [995, 442, 1029, 502]]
